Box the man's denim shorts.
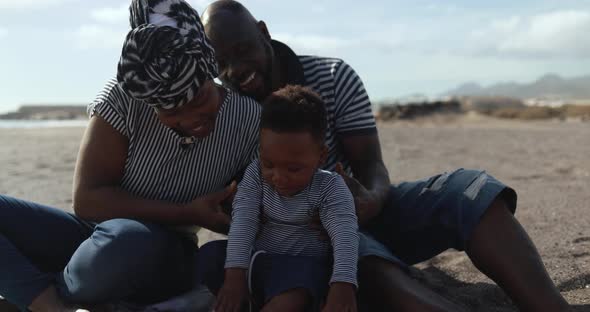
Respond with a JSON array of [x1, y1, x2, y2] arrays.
[[359, 168, 517, 267]]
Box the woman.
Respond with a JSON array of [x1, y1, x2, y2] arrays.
[[0, 0, 260, 310]]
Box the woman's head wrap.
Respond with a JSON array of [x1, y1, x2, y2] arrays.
[[117, 0, 218, 110]]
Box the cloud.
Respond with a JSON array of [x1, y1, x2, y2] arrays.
[[424, 3, 459, 14], [272, 30, 408, 57], [86, 1, 214, 27], [74, 1, 213, 50], [309, 4, 326, 14], [0, 0, 73, 9], [72, 4, 130, 50], [74, 24, 127, 50], [472, 10, 590, 58], [273, 33, 352, 54], [90, 4, 129, 25]]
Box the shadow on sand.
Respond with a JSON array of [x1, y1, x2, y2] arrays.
[[0, 272, 588, 311], [409, 266, 589, 311]]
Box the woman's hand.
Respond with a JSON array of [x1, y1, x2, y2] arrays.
[[189, 181, 236, 233], [322, 282, 357, 312], [215, 268, 249, 312]]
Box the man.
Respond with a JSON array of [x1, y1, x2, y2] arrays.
[[199, 1, 570, 311]]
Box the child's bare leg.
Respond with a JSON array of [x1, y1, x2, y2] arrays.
[[28, 286, 77, 312], [261, 288, 310, 312]]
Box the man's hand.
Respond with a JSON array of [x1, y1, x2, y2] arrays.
[[190, 181, 236, 233], [322, 282, 357, 312], [215, 268, 249, 312], [335, 163, 382, 226]]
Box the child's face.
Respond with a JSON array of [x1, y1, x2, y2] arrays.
[[259, 128, 326, 197]]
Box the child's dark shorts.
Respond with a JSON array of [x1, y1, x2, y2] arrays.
[[196, 242, 332, 309], [249, 251, 331, 306]]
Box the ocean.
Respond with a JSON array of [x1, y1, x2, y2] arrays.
[[0, 120, 88, 129]]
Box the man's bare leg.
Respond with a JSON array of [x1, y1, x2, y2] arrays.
[[358, 256, 465, 311], [466, 197, 570, 312]]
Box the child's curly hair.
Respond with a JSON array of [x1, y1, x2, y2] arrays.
[[260, 85, 327, 143]]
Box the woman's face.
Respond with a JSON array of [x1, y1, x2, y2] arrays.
[[155, 80, 221, 138]]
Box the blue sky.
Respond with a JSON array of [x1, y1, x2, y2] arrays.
[[1, 0, 590, 112]]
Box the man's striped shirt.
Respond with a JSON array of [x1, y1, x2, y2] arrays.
[[225, 159, 359, 286], [88, 78, 260, 206], [298, 53, 377, 173], [216, 40, 376, 174]]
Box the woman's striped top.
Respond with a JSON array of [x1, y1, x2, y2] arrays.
[[88, 78, 260, 215]]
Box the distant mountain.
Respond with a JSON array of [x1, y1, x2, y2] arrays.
[[444, 74, 590, 100]]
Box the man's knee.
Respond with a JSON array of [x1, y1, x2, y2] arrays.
[[487, 194, 514, 217]]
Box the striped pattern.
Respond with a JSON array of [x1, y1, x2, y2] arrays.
[[299, 56, 377, 173], [226, 159, 359, 286], [88, 78, 260, 205]]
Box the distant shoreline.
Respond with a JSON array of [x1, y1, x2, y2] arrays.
[[2, 99, 588, 127], [0, 119, 88, 129], [0, 105, 86, 121]]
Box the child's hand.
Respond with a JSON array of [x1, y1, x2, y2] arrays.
[[215, 268, 249, 312], [322, 282, 357, 312]]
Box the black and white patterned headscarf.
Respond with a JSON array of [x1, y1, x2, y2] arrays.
[[117, 0, 218, 110]]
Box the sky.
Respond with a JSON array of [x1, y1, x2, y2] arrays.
[[1, 0, 590, 112]]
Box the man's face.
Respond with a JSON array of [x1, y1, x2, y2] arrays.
[[204, 11, 274, 101]]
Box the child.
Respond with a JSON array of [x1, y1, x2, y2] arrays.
[[215, 85, 359, 312]]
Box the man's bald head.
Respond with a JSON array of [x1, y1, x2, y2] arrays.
[[201, 0, 277, 101], [202, 0, 268, 49], [202, 0, 257, 28]]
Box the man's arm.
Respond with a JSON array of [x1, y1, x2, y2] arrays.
[[338, 133, 391, 225], [331, 59, 391, 225]]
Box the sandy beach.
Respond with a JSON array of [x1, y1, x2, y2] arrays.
[[1, 115, 588, 311]]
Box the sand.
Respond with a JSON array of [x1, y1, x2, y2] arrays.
[[0, 114, 588, 311]]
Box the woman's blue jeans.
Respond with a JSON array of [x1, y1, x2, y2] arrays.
[[0, 195, 198, 310]]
